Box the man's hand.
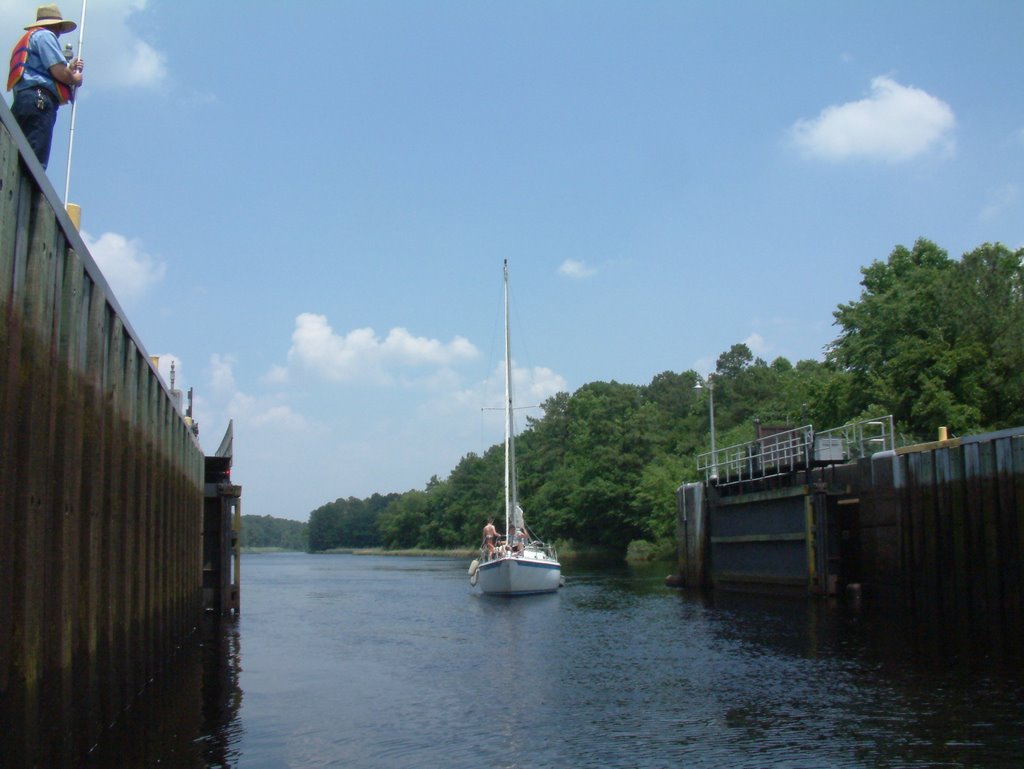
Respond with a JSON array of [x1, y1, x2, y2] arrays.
[[50, 58, 84, 87]]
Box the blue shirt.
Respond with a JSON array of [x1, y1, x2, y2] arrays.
[[13, 28, 66, 95]]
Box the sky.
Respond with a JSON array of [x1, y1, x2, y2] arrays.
[[3, 1, 1022, 521]]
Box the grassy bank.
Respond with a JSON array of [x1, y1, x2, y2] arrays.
[[321, 547, 478, 558]]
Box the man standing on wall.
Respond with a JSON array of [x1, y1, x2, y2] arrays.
[[7, 4, 84, 169]]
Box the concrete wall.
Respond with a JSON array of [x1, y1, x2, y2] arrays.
[[0, 100, 205, 768]]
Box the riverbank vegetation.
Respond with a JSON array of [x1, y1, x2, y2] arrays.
[[282, 240, 1022, 557], [240, 515, 308, 552]]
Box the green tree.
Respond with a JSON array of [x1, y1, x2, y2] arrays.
[[828, 239, 1024, 436], [377, 490, 430, 549], [241, 515, 308, 550], [307, 500, 344, 551], [951, 243, 1024, 428], [635, 454, 692, 541]]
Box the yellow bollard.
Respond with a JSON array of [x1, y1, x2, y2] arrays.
[[66, 203, 81, 230], [938, 426, 948, 441]]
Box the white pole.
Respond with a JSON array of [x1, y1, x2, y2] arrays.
[[63, 0, 88, 205], [503, 259, 512, 542], [708, 375, 717, 479]]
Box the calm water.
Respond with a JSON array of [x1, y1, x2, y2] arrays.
[[85, 553, 1023, 768]]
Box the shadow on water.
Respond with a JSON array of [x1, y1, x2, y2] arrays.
[[697, 585, 1024, 673], [75, 554, 1024, 768], [82, 612, 244, 769]]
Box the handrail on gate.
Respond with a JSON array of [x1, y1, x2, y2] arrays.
[[696, 416, 895, 486], [814, 415, 895, 461]]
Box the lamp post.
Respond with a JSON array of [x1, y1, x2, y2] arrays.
[[694, 374, 717, 479]]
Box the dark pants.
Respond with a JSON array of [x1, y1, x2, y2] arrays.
[[11, 88, 59, 169]]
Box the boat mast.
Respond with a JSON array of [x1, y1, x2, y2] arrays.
[[503, 259, 516, 542]]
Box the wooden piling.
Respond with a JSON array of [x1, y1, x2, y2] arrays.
[[680, 425, 1024, 650], [0, 97, 206, 768]]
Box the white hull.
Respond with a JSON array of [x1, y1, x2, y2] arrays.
[[476, 552, 561, 596]]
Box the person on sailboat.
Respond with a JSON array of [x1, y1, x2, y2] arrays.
[[512, 527, 526, 553], [482, 518, 498, 560]]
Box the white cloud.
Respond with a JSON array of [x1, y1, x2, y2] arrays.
[[479, 360, 567, 409], [223, 391, 316, 434], [115, 37, 167, 88], [83, 230, 166, 303], [207, 353, 237, 395], [262, 365, 289, 385], [81, 0, 167, 89], [287, 313, 479, 383], [559, 259, 597, 278], [744, 332, 770, 357], [197, 357, 317, 447], [465, 359, 569, 437], [248, 403, 310, 431], [791, 76, 955, 162], [517, 365, 568, 405]]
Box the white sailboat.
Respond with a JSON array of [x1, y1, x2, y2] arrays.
[[468, 260, 562, 596]]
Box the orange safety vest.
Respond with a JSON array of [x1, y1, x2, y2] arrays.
[[7, 29, 73, 104]]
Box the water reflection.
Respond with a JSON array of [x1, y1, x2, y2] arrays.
[[77, 554, 1024, 768], [83, 613, 243, 768]]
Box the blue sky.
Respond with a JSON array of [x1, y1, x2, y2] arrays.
[[4, 1, 1022, 521]]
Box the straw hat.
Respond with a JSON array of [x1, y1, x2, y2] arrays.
[[25, 4, 77, 34]]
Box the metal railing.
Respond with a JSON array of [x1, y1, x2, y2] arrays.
[[697, 425, 814, 484], [814, 415, 895, 461], [696, 416, 895, 485]]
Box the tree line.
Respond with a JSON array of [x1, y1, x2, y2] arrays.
[[298, 239, 1022, 555], [240, 514, 308, 550]]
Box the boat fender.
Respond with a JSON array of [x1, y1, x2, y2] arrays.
[[469, 571, 478, 587], [468, 559, 479, 576]]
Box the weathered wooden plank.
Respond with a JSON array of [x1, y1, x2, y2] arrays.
[[14, 191, 62, 760], [977, 441, 1002, 643], [99, 314, 125, 728], [36, 231, 72, 763], [903, 453, 922, 611], [0, 128, 25, 709], [23, 193, 58, 339], [159, 397, 173, 659], [918, 450, 940, 615], [995, 437, 1020, 636], [54, 247, 85, 759], [76, 277, 105, 750], [0, 122, 21, 306], [121, 338, 140, 705], [945, 446, 970, 626], [1014, 437, 1024, 630], [963, 443, 988, 627], [140, 371, 157, 685]]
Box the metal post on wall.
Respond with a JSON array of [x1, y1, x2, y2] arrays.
[[695, 374, 717, 479]]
